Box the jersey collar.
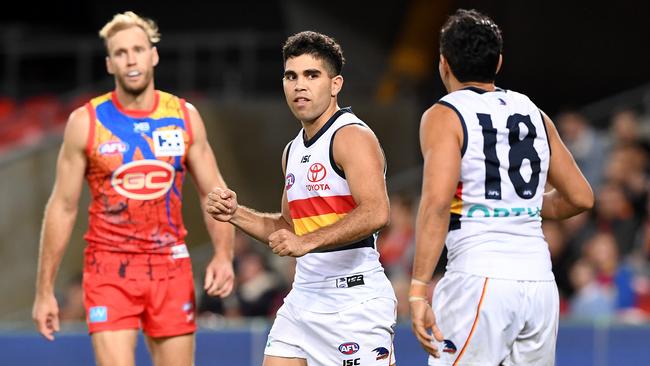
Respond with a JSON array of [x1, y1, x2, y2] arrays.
[[302, 107, 352, 147]]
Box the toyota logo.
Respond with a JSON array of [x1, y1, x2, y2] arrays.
[[307, 163, 327, 182]]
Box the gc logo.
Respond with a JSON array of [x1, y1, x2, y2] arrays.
[[111, 160, 175, 200]]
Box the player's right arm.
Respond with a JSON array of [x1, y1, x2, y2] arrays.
[[206, 142, 293, 244], [540, 112, 594, 219], [33, 106, 89, 341]]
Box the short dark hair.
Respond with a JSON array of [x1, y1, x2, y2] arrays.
[[282, 31, 345, 76], [440, 9, 503, 83]]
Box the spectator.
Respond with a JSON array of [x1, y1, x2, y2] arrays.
[[556, 110, 607, 188], [568, 258, 615, 321]]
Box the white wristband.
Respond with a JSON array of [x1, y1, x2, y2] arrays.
[[408, 296, 429, 304], [411, 278, 430, 287]]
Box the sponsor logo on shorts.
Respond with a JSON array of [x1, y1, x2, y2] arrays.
[[182, 302, 193, 312], [373, 347, 390, 360], [342, 359, 360, 366], [336, 275, 364, 288], [338, 342, 360, 355], [171, 244, 190, 259], [111, 160, 175, 200], [442, 339, 457, 354], [89, 306, 107, 323]]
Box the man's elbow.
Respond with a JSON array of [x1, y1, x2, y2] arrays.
[[371, 205, 390, 232], [578, 191, 595, 211], [573, 186, 595, 212]]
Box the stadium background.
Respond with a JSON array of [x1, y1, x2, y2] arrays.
[[1, 0, 649, 364]]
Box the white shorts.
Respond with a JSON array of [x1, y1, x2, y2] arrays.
[[265, 297, 397, 366], [429, 271, 559, 366]]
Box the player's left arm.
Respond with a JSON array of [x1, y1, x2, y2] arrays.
[[185, 102, 235, 297], [410, 103, 463, 357], [268, 124, 389, 256]]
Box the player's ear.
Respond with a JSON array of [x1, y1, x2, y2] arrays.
[[106, 56, 114, 75], [331, 75, 343, 97], [438, 55, 450, 77], [495, 54, 503, 75], [152, 46, 159, 67]]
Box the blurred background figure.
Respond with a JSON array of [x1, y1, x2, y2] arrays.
[[377, 193, 416, 278], [556, 110, 607, 188]]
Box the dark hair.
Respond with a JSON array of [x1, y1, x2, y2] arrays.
[[282, 31, 345, 76], [440, 9, 503, 83]]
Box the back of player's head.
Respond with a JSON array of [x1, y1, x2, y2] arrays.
[[440, 9, 503, 83], [99, 11, 160, 49], [282, 31, 345, 77]]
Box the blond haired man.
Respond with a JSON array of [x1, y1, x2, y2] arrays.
[[32, 11, 234, 366]]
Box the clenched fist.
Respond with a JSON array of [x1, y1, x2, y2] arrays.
[[206, 188, 238, 222], [268, 229, 312, 257]]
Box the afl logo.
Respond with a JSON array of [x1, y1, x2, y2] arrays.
[[338, 342, 360, 355], [285, 173, 295, 190], [307, 163, 326, 182], [111, 160, 175, 200], [98, 141, 128, 155]]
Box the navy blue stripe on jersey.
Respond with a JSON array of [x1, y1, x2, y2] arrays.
[[437, 101, 468, 157], [284, 140, 293, 175], [314, 235, 375, 253], [462, 86, 487, 94], [449, 212, 461, 231], [539, 110, 552, 156], [328, 123, 364, 179], [302, 107, 352, 147]]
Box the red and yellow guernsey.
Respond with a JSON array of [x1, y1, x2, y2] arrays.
[[283, 108, 396, 312], [83, 91, 193, 278]]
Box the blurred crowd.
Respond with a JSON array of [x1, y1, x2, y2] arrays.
[[55, 107, 650, 326]]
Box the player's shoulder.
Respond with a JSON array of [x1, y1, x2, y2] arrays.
[[67, 105, 90, 127], [422, 100, 462, 124], [62, 106, 91, 149], [502, 88, 538, 108]]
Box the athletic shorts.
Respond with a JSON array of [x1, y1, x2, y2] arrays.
[[265, 297, 397, 366], [82, 257, 196, 338], [429, 271, 559, 366]]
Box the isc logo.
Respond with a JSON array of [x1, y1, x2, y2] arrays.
[[111, 160, 175, 200], [342, 359, 360, 366], [338, 342, 360, 355]]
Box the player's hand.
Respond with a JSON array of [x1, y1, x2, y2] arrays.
[[268, 229, 310, 257], [32, 293, 60, 341], [204, 255, 235, 297], [206, 188, 238, 222], [410, 298, 444, 357]]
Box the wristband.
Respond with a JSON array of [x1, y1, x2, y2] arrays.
[[411, 278, 430, 286], [408, 296, 429, 304]]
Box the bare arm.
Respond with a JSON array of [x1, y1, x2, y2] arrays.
[[206, 142, 293, 243], [33, 106, 89, 340], [410, 104, 463, 356], [185, 103, 236, 297], [540, 112, 594, 219]]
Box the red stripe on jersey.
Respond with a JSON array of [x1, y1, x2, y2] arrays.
[[111, 91, 160, 118], [180, 98, 193, 146], [288, 195, 356, 219], [85, 102, 96, 156]]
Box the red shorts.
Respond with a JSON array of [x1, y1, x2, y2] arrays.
[[82, 254, 196, 337]]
